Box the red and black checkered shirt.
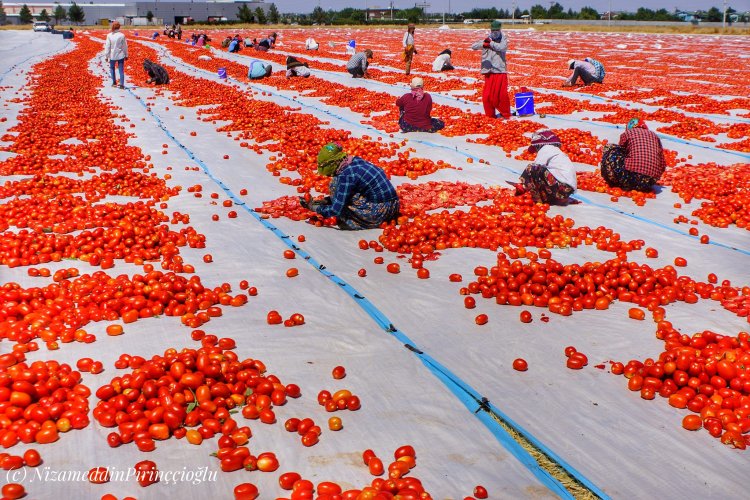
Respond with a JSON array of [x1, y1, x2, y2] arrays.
[[619, 127, 666, 179]]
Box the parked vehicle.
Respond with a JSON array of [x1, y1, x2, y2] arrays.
[[33, 22, 52, 32]]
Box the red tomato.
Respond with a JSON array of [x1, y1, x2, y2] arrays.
[[234, 482, 259, 500], [2, 483, 25, 500], [332, 366, 346, 379], [519, 310, 532, 323], [88, 467, 111, 484], [513, 359, 528, 371], [283, 249, 296, 259], [386, 263, 400, 274], [474, 485, 489, 499], [358, 268, 367, 277], [449, 273, 463, 282], [279, 472, 302, 490], [475, 314, 488, 325], [23, 449, 42, 467]]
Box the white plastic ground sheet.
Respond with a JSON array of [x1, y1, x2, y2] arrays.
[[2, 28, 750, 499]]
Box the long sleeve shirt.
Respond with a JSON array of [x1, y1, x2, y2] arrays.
[[470, 34, 507, 74], [432, 53, 451, 72], [316, 157, 398, 218], [403, 32, 414, 48], [619, 128, 667, 179], [346, 52, 369, 73], [104, 31, 128, 60], [396, 92, 434, 131], [534, 145, 577, 189]]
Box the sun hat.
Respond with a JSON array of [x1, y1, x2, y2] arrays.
[[490, 21, 502, 30], [410, 77, 423, 88]]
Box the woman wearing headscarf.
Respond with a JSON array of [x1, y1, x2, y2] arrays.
[[300, 143, 399, 230], [143, 59, 170, 85], [432, 49, 454, 72], [403, 23, 417, 75], [285, 56, 311, 78], [396, 77, 444, 133], [514, 129, 577, 205], [470, 21, 509, 119], [104, 21, 128, 89], [600, 118, 666, 192]]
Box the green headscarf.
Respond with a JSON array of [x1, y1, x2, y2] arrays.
[[317, 143, 346, 177]]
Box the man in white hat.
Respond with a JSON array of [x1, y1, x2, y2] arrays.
[[395, 77, 445, 133]]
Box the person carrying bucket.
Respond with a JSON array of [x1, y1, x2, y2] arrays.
[[470, 21, 510, 119], [513, 129, 577, 205], [600, 118, 666, 192], [563, 57, 605, 86]]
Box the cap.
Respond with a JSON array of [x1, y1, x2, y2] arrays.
[[528, 129, 562, 153], [490, 20, 502, 30], [410, 77, 423, 88]]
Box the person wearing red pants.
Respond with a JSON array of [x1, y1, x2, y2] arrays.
[[471, 21, 510, 119]]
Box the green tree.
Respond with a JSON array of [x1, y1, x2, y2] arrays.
[[311, 6, 326, 24], [237, 4, 252, 23], [547, 2, 565, 18], [53, 3, 66, 23], [254, 6, 267, 24], [19, 3, 33, 23], [146, 10, 153, 23], [38, 8, 51, 22], [705, 6, 722, 22], [0, 1, 6, 25], [67, 2, 84, 24], [530, 4, 547, 19], [268, 3, 279, 24], [350, 9, 366, 23], [578, 6, 599, 20]]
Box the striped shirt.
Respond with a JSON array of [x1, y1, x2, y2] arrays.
[[619, 128, 667, 179], [317, 157, 398, 218], [346, 52, 369, 72]]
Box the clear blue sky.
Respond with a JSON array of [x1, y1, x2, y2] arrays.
[[273, 0, 740, 14]]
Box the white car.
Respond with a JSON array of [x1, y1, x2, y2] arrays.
[[33, 22, 51, 32]]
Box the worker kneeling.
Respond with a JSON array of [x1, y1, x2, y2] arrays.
[[248, 60, 273, 80], [143, 59, 169, 85], [396, 77, 444, 133], [300, 143, 400, 230], [600, 118, 666, 192]]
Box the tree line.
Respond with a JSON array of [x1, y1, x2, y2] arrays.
[[6, 1, 85, 24]]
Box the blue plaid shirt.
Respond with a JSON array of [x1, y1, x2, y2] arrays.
[[317, 157, 397, 218]]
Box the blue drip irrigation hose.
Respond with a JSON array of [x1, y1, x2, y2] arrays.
[[125, 58, 608, 500]]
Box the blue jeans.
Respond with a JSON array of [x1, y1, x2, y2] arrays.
[[109, 58, 125, 87]]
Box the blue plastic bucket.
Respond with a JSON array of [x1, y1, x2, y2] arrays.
[[514, 91, 535, 116], [217, 67, 227, 79]]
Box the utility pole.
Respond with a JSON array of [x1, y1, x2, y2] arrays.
[[608, 0, 612, 27], [512, 0, 516, 23], [722, 0, 727, 28]]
